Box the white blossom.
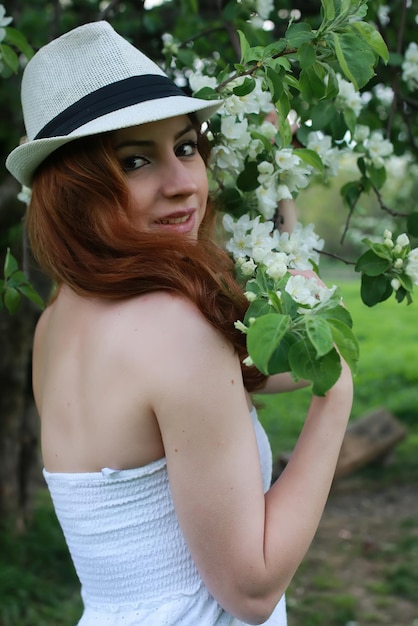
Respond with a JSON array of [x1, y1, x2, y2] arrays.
[[353, 124, 370, 143], [17, 185, 32, 205], [279, 164, 310, 193], [188, 71, 217, 93], [275, 184, 293, 203], [285, 275, 336, 309], [0, 5, 12, 43], [221, 94, 248, 119], [257, 160, 275, 187], [257, 120, 277, 141], [406, 248, 418, 285], [255, 184, 280, 219], [336, 75, 363, 116], [220, 116, 251, 149], [274, 148, 300, 171], [211, 144, 243, 173], [364, 131, 393, 168], [161, 32, 179, 56], [373, 84, 394, 107], [248, 138, 265, 160], [264, 252, 289, 279], [256, 0, 274, 20], [396, 233, 410, 248], [240, 258, 258, 276], [391, 278, 401, 291], [244, 291, 257, 302], [402, 42, 418, 90], [234, 320, 248, 332], [306, 131, 341, 175], [377, 5, 390, 26]]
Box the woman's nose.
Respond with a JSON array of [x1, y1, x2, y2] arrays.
[[160, 158, 198, 198]]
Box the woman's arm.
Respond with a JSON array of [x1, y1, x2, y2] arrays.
[[137, 292, 353, 624]]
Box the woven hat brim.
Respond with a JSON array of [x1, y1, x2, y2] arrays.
[[6, 95, 221, 188]]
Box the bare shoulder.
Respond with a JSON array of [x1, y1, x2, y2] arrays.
[[113, 291, 232, 358]]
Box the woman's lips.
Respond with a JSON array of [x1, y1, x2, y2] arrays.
[[155, 214, 191, 225], [153, 210, 197, 235]]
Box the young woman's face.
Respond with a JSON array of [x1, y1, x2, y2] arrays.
[[112, 115, 209, 240]]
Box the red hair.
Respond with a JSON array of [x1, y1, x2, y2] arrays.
[[27, 129, 266, 392]]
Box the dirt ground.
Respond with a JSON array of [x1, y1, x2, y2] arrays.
[[288, 475, 418, 625]]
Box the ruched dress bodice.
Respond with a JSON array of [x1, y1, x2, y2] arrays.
[[43, 407, 287, 625]]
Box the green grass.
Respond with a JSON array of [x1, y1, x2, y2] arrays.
[[1, 270, 417, 625]]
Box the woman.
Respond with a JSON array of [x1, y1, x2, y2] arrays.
[[6, 21, 353, 626]]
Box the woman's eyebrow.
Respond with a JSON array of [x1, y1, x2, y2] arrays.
[[114, 124, 196, 150]]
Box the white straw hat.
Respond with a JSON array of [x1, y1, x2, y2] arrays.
[[6, 21, 222, 187]]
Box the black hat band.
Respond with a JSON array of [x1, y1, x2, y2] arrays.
[[34, 75, 187, 139]]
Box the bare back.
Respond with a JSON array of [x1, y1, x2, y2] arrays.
[[33, 286, 167, 472]]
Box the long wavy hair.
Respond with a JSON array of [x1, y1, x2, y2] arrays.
[[27, 124, 266, 391]]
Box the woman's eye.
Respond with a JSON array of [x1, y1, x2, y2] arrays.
[[176, 141, 198, 157], [120, 155, 149, 171]]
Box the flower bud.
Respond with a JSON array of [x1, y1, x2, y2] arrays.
[[244, 291, 257, 302], [234, 320, 248, 333], [391, 278, 401, 291], [394, 258, 404, 269], [396, 233, 410, 247]]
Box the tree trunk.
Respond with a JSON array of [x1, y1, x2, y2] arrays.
[[0, 302, 39, 531]]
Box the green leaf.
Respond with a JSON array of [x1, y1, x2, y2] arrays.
[[398, 273, 413, 292], [331, 32, 376, 90], [277, 289, 299, 318], [328, 318, 359, 375], [286, 22, 315, 48], [237, 30, 250, 63], [244, 298, 275, 325], [17, 284, 45, 309], [324, 66, 339, 99], [342, 106, 357, 135], [299, 66, 327, 102], [350, 21, 389, 64], [264, 66, 284, 102], [318, 305, 353, 328], [4, 248, 18, 279], [263, 40, 287, 58], [4, 287, 21, 315], [406, 212, 418, 238], [0, 43, 19, 73], [232, 77, 256, 97], [303, 315, 334, 357], [218, 187, 243, 215], [246, 314, 292, 374], [289, 341, 341, 396], [237, 161, 260, 192], [368, 163, 387, 190], [293, 148, 324, 172], [341, 180, 362, 210], [192, 86, 219, 100], [176, 48, 196, 67], [360, 273, 392, 307], [321, 0, 335, 21], [355, 249, 391, 276], [4, 26, 33, 59], [298, 43, 316, 70]]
